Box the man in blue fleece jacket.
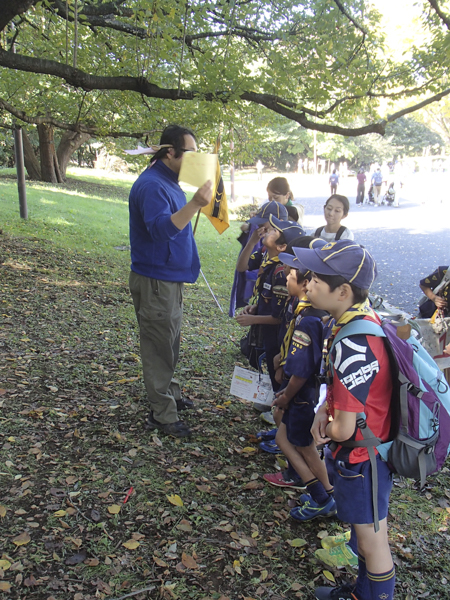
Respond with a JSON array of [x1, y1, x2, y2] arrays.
[[129, 125, 212, 437]]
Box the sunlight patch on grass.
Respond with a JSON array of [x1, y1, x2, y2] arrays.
[[45, 217, 74, 226]]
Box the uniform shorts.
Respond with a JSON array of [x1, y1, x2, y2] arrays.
[[327, 454, 393, 525], [282, 397, 315, 448]]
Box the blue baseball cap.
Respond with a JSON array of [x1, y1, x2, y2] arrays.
[[268, 215, 305, 244], [279, 238, 326, 271], [248, 201, 288, 226], [292, 240, 378, 289]]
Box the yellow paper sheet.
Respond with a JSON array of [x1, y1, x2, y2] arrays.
[[179, 152, 218, 188]]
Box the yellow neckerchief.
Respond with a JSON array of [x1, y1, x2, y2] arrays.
[[326, 299, 378, 369], [279, 296, 311, 367], [250, 252, 280, 304]]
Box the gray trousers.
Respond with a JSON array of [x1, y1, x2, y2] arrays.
[[129, 271, 184, 424]]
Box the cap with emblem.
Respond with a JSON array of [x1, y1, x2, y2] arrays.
[[248, 201, 289, 226], [268, 214, 305, 244], [292, 240, 378, 289], [279, 237, 326, 272]]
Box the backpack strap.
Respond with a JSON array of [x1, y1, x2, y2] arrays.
[[329, 320, 385, 375], [335, 225, 347, 241], [328, 319, 386, 532], [314, 226, 324, 238]]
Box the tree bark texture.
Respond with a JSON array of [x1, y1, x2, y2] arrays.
[[22, 127, 41, 180], [57, 130, 91, 177], [37, 123, 63, 183]]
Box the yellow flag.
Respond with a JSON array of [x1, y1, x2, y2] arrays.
[[200, 135, 229, 234]]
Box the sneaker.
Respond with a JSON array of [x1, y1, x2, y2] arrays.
[[263, 470, 305, 489], [321, 530, 351, 550], [253, 402, 269, 412], [256, 428, 277, 441], [260, 411, 276, 425], [290, 495, 336, 522], [259, 440, 281, 454], [176, 397, 194, 411], [145, 413, 192, 438], [298, 492, 312, 505], [315, 542, 358, 568], [315, 583, 358, 599]]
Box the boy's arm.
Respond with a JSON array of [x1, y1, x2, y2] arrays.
[[273, 375, 307, 409], [235, 313, 281, 327], [311, 403, 330, 444], [236, 228, 264, 272], [325, 409, 357, 442]]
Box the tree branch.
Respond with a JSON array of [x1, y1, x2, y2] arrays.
[[0, 0, 36, 32], [386, 87, 450, 122], [0, 97, 158, 139], [426, 0, 450, 29], [2, 48, 450, 137], [333, 0, 368, 35]]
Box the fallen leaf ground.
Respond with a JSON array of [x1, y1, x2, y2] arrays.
[[1, 232, 450, 600]]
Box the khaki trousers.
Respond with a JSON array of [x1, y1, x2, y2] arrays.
[[129, 271, 183, 424]]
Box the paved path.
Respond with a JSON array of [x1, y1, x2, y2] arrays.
[[231, 172, 450, 315]]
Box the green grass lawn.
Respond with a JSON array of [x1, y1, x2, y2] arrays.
[[1, 167, 450, 600]]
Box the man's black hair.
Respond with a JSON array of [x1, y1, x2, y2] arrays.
[[314, 272, 369, 303], [151, 124, 197, 163]]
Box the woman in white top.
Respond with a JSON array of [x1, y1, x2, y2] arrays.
[[314, 194, 354, 242]]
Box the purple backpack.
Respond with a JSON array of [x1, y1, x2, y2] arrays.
[[330, 318, 450, 530]]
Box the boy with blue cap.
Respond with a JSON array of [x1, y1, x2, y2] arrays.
[[236, 213, 305, 390], [230, 201, 290, 317], [263, 239, 336, 519], [291, 240, 395, 600]]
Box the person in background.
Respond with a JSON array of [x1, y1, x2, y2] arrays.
[[356, 168, 366, 206], [371, 167, 383, 206], [329, 169, 339, 195], [314, 195, 354, 242]]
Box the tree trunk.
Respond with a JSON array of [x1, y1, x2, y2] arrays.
[[22, 128, 41, 180], [37, 123, 63, 183], [57, 130, 91, 178]]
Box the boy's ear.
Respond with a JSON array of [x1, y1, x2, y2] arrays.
[[276, 243, 287, 252], [338, 283, 353, 301]]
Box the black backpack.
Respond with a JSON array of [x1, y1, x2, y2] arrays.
[[314, 225, 346, 240]]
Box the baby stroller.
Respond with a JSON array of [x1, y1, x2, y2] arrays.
[[383, 183, 397, 207], [367, 184, 374, 204]]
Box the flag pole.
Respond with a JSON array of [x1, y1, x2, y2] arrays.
[[192, 208, 224, 312], [200, 269, 224, 313], [192, 208, 201, 236]]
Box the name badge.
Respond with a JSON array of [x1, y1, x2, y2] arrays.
[[263, 283, 272, 290]]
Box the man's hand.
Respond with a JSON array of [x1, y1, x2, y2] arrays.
[[171, 180, 213, 230], [273, 390, 290, 410], [191, 180, 213, 208], [311, 404, 331, 445]]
